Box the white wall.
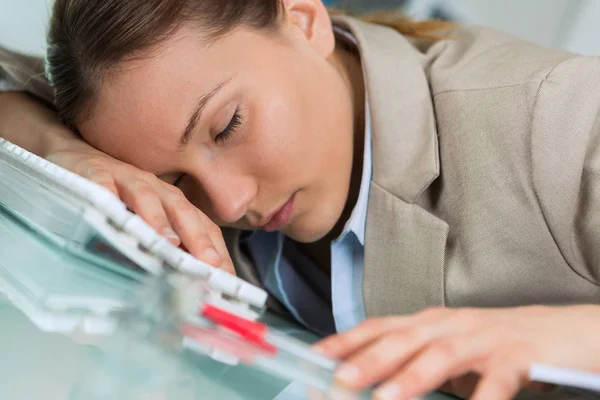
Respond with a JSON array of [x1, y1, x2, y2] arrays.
[[0, 0, 53, 56], [405, 0, 600, 56], [455, 0, 572, 49], [559, 0, 600, 55]]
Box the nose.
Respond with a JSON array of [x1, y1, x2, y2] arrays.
[[201, 172, 257, 225]]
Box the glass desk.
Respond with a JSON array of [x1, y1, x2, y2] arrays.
[[0, 206, 454, 400], [0, 301, 455, 400]]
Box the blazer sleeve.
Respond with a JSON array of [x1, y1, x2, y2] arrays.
[[0, 46, 54, 104], [531, 55, 600, 285]]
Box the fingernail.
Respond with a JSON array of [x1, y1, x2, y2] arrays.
[[202, 248, 221, 262], [374, 384, 403, 400], [162, 227, 179, 242], [335, 365, 361, 385], [312, 345, 325, 354]]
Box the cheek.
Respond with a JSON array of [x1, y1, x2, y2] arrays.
[[233, 54, 351, 201], [244, 93, 312, 181], [249, 83, 348, 197]]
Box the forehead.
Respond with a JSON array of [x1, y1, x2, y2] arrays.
[[78, 27, 268, 172]]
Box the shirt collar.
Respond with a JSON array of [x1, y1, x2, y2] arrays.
[[344, 101, 372, 246]]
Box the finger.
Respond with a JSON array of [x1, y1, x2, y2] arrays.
[[314, 317, 408, 359], [117, 178, 180, 245], [468, 349, 532, 400], [333, 331, 424, 391], [315, 308, 450, 359], [162, 193, 223, 267], [220, 257, 236, 276], [85, 168, 119, 197], [334, 319, 481, 391], [197, 211, 236, 275], [471, 367, 524, 400], [372, 335, 492, 399]]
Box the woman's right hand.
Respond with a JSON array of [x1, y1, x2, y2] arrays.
[[0, 92, 234, 274], [45, 137, 236, 275]]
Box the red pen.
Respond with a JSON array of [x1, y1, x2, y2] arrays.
[[200, 303, 277, 354], [179, 302, 351, 394]]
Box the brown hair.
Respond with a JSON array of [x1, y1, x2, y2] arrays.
[[46, 0, 451, 129]]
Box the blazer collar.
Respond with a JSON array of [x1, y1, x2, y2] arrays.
[[332, 17, 447, 317], [332, 16, 440, 203]]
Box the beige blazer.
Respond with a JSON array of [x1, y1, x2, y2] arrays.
[[2, 16, 600, 318]]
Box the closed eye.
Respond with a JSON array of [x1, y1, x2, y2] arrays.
[[215, 107, 243, 144], [173, 174, 185, 187]]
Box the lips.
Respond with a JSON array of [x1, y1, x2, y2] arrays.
[[262, 193, 296, 232]]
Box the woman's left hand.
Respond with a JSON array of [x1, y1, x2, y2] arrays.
[[313, 305, 600, 400]]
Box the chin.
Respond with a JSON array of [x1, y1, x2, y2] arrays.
[[283, 218, 334, 244]]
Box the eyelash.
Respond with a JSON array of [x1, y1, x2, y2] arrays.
[[173, 174, 185, 187], [215, 108, 243, 144]]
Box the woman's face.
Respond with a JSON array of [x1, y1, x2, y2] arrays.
[[79, 2, 357, 243]]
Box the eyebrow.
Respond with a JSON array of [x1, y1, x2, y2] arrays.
[[178, 77, 232, 151]]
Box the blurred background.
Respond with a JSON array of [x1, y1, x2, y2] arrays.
[[0, 0, 599, 56]]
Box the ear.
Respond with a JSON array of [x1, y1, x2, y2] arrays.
[[282, 0, 335, 58]]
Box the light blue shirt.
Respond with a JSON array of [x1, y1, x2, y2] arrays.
[[245, 89, 372, 336]]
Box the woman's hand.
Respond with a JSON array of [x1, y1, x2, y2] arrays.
[[314, 305, 600, 400], [0, 92, 234, 274], [46, 137, 236, 274]]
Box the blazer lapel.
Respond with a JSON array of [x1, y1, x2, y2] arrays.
[[332, 17, 449, 316], [364, 184, 448, 316]]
